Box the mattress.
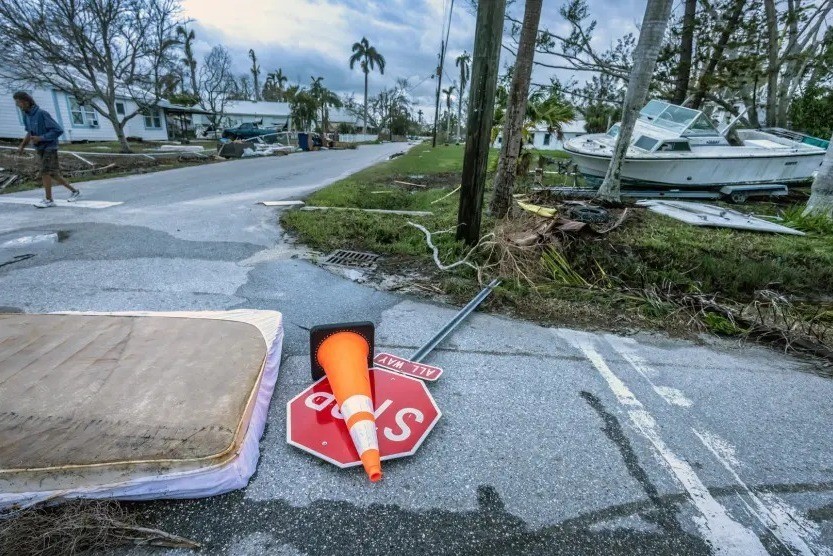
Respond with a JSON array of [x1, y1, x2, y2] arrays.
[[0, 309, 283, 508]]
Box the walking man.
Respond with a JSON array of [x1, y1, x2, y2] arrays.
[[14, 91, 80, 208]]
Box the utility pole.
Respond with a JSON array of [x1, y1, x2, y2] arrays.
[[456, 0, 506, 245], [432, 47, 445, 147], [432, 0, 455, 148]]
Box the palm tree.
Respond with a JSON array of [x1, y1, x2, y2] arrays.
[[490, 0, 542, 217], [264, 68, 288, 101], [455, 51, 471, 139], [349, 37, 386, 134], [249, 49, 262, 101], [442, 85, 456, 140], [596, 0, 674, 202], [176, 25, 198, 95], [310, 76, 343, 135]]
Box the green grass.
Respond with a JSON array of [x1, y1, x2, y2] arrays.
[[570, 209, 833, 300], [282, 143, 833, 336], [282, 145, 484, 260]]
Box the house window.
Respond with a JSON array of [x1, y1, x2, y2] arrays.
[[68, 97, 85, 126], [116, 102, 125, 116], [543, 133, 551, 146], [84, 105, 98, 127], [143, 108, 162, 129], [67, 96, 98, 127]]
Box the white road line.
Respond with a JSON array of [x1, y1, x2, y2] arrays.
[[606, 336, 693, 407], [558, 331, 768, 555], [0, 197, 122, 209], [695, 429, 829, 556]]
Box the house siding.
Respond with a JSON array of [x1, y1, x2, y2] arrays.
[[0, 80, 169, 142], [492, 120, 587, 151]]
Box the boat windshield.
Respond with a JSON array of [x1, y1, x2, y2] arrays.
[[639, 100, 719, 136]]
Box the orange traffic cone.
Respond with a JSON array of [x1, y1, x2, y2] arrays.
[[316, 331, 383, 482]]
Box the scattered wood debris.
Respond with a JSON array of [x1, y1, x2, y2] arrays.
[[393, 180, 427, 189], [302, 206, 433, 216]]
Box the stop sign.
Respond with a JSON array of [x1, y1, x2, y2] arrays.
[[286, 368, 442, 468]]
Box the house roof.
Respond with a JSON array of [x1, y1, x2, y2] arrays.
[[222, 100, 291, 118], [533, 119, 587, 134], [327, 108, 363, 125]]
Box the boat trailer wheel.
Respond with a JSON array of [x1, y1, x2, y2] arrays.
[[729, 192, 747, 204]]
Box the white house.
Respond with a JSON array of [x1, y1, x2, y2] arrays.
[[191, 100, 291, 134], [0, 83, 170, 143], [493, 119, 587, 151]]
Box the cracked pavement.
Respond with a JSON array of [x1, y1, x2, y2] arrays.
[[0, 144, 831, 555]]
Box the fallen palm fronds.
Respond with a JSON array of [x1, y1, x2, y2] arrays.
[[0, 500, 200, 556], [631, 285, 833, 365]]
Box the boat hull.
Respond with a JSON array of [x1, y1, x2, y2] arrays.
[[565, 148, 822, 187]]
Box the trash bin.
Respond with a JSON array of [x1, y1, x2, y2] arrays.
[[298, 132, 310, 151]]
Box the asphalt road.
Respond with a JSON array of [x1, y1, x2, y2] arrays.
[[0, 144, 831, 556]]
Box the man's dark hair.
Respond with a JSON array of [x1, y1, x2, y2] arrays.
[[12, 91, 35, 106]]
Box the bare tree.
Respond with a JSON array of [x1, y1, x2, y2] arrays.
[[804, 132, 833, 217], [490, 0, 543, 218], [198, 46, 235, 139], [597, 0, 674, 202], [0, 0, 182, 153]]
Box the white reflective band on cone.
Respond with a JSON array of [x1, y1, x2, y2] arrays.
[[349, 420, 379, 454], [340, 394, 374, 422]]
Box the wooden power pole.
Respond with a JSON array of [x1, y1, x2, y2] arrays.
[[456, 0, 506, 245]]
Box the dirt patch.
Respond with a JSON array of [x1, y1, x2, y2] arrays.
[[0, 150, 217, 193]]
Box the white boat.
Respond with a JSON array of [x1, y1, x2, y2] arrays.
[[564, 100, 826, 188]]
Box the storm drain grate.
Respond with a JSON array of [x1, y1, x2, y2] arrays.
[[322, 249, 380, 268]]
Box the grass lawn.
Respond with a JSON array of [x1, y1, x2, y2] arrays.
[[283, 143, 833, 345]]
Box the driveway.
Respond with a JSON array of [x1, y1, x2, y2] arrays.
[[0, 144, 830, 555]]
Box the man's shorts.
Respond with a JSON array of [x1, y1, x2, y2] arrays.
[[36, 150, 60, 178]]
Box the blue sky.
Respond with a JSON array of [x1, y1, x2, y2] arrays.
[[180, 0, 647, 118]]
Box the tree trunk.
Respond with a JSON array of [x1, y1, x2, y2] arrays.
[[114, 120, 131, 153], [764, 0, 778, 126], [742, 87, 761, 128], [596, 0, 674, 202], [457, 81, 465, 140], [673, 0, 697, 105], [363, 71, 369, 135], [804, 132, 833, 217], [776, 0, 800, 127], [489, 0, 543, 218], [190, 63, 198, 97], [689, 0, 746, 109], [447, 103, 452, 139]]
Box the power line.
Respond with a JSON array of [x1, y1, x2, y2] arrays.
[[432, 0, 456, 147]]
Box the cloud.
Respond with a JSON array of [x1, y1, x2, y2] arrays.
[[180, 0, 645, 117]]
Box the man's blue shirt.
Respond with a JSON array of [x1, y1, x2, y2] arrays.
[[23, 105, 63, 151]]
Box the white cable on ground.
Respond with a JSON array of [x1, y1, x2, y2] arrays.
[[407, 221, 493, 273]]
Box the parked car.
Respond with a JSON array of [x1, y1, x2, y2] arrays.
[[221, 122, 279, 141]]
